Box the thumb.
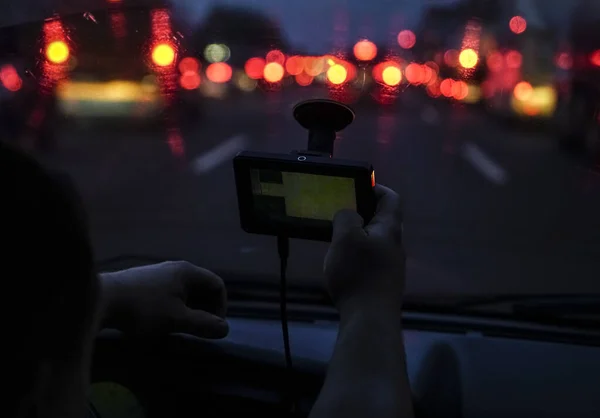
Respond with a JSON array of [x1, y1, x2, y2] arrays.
[[332, 209, 365, 243], [173, 308, 230, 339]]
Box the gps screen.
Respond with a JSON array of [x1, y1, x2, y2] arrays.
[[250, 168, 356, 222]]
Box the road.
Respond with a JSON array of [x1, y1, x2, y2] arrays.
[[31, 89, 600, 296]]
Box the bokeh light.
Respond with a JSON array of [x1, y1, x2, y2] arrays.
[[458, 49, 478, 69], [46, 41, 70, 64], [509, 16, 527, 34], [382, 66, 402, 86], [327, 64, 347, 85], [397, 30, 416, 49], [263, 62, 284, 83], [245, 57, 266, 80], [206, 62, 232, 83], [204, 44, 230, 63], [179, 57, 199, 74], [152, 43, 175, 67], [353, 40, 377, 61]]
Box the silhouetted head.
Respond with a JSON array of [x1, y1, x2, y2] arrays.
[[1, 142, 99, 418]]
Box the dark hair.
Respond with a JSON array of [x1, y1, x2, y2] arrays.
[[0, 142, 98, 416]]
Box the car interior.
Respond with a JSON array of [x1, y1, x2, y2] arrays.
[[89, 276, 600, 418], [2, 1, 599, 418]]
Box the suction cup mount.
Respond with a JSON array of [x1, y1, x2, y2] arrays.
[[293, 99, 355, 158]]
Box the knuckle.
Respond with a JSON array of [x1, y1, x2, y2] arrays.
[[168, 260, 195, 273]]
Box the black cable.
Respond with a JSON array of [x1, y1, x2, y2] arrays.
[[277, 235, 295, 414]]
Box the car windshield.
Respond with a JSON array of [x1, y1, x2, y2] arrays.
[[1, 0, 599, 298]]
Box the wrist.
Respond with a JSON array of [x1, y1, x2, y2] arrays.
[[338, 296, 403, 329]]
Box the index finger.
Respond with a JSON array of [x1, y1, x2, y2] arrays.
[[365, 184, 403, 240]]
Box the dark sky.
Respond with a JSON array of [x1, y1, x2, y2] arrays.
[[172, 0, 451, 52], [3, 0, 587, 53], [172, 0, 579, 53]]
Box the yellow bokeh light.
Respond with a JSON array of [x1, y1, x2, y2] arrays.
[[46, 41, 70, 64], [382, 66, 402, 86], [152, 43, 175, 67], [327, 64, 347, 85], [263, 62, 284, 83], [459, 48, 478, 69]]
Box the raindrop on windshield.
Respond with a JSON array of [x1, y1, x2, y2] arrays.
[[83, 12, 97, 23]]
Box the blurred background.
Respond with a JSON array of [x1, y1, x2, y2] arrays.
[[1, 0, 599, 296]]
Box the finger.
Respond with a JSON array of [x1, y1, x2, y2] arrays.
[[366, 184, 403, 240], [372, 184, 402, 222], [331, 209, 366, 244], [174, 308, 230, 339], [176, 262, 228, 318]]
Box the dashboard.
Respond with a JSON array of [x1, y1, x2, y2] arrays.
[[90, 312, 600, 418]]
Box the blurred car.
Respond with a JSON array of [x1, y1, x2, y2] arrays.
[[413, 1, 504, 104], [0, 2, 203, 148], [328, 41, 404, 106], [483, 25, 558, 121], [555, 2, 600, 156], [191, 5, 291, 99]]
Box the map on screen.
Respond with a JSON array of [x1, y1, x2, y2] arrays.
[[250, 169, 356, 221]]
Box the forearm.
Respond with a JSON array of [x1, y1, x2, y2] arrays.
[[309, 307, 414, 418]]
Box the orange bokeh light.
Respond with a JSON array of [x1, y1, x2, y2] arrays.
[[440, 79, 454, 98], [514, 81, 533, 101], [206, 62, 232, 83], [452, 80, 469, 100], [353, 40, 377, 61], [405, 63, 424, 85], [295, 73, 313, 86], [285, 56, 304, 75]]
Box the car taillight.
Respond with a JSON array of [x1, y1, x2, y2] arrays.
[[46, 41, 70, 64], [151, 43, 175, 67]]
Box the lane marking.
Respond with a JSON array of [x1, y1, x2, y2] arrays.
[[461, 142, 508, 185], [191, 134, 248, 174]]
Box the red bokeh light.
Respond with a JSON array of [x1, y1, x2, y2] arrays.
[[266, 50, 285, 65], [245, 57, 266, 79], [509, 16, 527, 34]]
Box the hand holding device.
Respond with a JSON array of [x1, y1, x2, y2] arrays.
[[324, 184, 406, 314], [233, 99, 376, 242]]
